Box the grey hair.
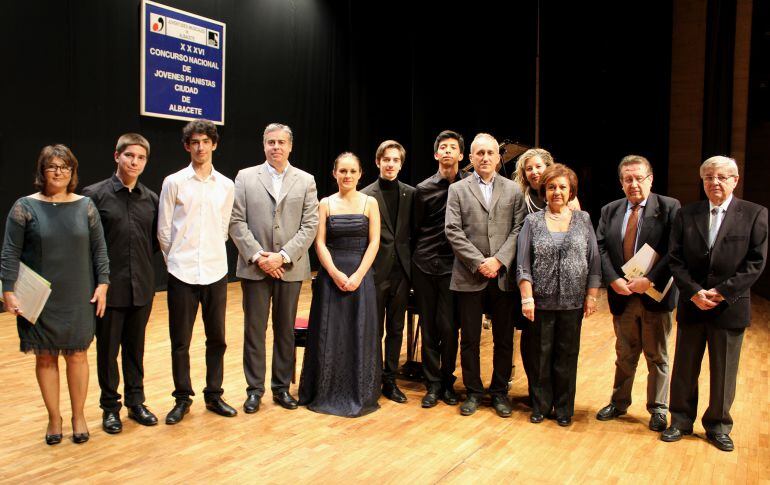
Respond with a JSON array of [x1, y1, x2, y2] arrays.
[[700, 155, 739, 177], [470, 133, 499, 153], [263, 123, 293, 144]]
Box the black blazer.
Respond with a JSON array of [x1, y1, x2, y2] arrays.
[[669, 197, 768, 329], [596, 193, 680, 315], [361, 180, 415, 284]]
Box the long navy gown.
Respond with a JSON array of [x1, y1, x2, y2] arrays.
[[298, 213, 381, 417]]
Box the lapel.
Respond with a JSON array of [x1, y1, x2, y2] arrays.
[[370, 183, 394, 234], [636, 193, 660, 246], [693, 200, 710, 247], [276, 166, 297, 206], [257, 162, 277, 201], [712, 197, 742, 249], [609, 199, 627, 264], [395, 181, 409, 237], [467, 176, 489, 212], [489, 177, 502, 213]]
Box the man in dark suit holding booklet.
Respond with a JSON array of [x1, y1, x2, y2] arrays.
[[594, 155, 680, 432]]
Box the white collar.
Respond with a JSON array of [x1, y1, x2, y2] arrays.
[[709, 194, 733, 213]]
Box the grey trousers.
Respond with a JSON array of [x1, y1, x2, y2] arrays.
[[610, 297, 672, 414], [242, 278, 302, 397]]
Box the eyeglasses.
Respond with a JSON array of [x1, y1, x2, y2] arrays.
[[621, 174, 652, 185], [44, 165, 72, 174], [702, 175, 735, 184]]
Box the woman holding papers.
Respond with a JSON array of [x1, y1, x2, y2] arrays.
[[516, 164, 601, 426], [1, 145, 109, 444]]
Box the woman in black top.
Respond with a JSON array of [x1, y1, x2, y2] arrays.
[[1, 145, 109, 444]]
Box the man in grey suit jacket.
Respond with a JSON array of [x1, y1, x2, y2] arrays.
[[360, 140, 415, 403], [229, 123, 319, 413], [445, 133, 526, 418]]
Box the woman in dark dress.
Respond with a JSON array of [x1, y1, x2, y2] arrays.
[[1, 145, 110, 444], [299, 152, 381, 417]]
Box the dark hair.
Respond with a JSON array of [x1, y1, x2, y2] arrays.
[[116, 133, 150, 157], [539, 163, 578, 202], [182, 119, 219, 145], [333, 152, 362, 172], [34, 144, 79, 194], [433, 130, 465, 154], [617, 154, 653, 179]]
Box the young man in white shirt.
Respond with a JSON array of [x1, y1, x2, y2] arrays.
[[158, 119, 236, 424]]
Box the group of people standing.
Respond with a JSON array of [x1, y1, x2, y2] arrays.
[[1, 120, 766, 455]]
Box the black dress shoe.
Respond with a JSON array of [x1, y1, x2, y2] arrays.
[[596, 403, 626, 421], [460, 395, 482, 416], [706, 432, 734, 452], [556, 416, 572, 427], [530, 413, 545, 424], [649, 413, 667, 432], [272, 391, 299, 410], [102, 411, 123, 434], [421, 391, 439, 408], [45, 418, 63, 445], [441, 388, 460, 406], [165, 401, 191, 425], [491, 395, 512, 418], [660, 426, 692, 442], [244, 394, 261, 414], [205, 398, 238, 417], [128, 404, 158, 426], [382, 384, 407, 404]]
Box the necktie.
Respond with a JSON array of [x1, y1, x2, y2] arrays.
[[708, 207, 720, 248], [623, 204, 641, 262]]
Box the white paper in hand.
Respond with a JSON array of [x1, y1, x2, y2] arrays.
[[9, 263, 52, 324]]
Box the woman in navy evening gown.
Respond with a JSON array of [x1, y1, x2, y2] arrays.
[[299, 152, 381, 417]]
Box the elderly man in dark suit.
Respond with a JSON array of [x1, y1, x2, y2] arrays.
[[662, 156, 767, 452], [361, 140, 415, 403], [229, 123, 319, 413], [595, 155, 680, 432], [445, 133, 526, 417]]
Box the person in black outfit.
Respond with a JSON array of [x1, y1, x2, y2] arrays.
[[82, 134, 160, 434], [412, 130, 466, 408], [360, 140, 415, 403]]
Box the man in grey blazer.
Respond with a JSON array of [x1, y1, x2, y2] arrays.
[[445, 133, 526, 417], [229, 123, 319, 413]]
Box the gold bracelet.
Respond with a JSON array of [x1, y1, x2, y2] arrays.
[[586, 296, 598, 303]]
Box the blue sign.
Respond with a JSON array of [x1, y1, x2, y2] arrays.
[[141, 0, 226, 124]]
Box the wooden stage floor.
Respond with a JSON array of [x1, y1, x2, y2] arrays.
[[1, 283, 768, 483]]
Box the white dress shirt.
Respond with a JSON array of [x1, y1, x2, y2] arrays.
[[158, 163, 235, 285], [708, 194, 733, 247], [620, 197, 648, 254], [473, 171, 495, 207]]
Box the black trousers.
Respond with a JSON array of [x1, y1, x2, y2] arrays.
[[412, 264, 458, 391], [96, 303, 152, 412], [374, 268, 410, 384], [527, 308, 583, 417], [669, 321, 744, 434], [457, 283, 514, 396], [242, 278, 302, 396], [167, 274, 228, 403]]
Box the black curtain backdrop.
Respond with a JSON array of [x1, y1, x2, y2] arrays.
[[2, 0, 672, 284]]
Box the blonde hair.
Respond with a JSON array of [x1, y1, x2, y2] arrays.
[[513, 148, 554, 191]]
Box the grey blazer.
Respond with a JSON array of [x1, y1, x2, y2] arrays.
[[445, 174, 526, 292], [229, 162, 319, 282]]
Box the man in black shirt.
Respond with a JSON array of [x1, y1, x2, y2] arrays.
[[82, 133, 160, 433], [412, 130, 466, 408], [361, 140, 415, 403]]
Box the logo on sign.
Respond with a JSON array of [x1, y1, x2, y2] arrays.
[[150, 13, 166, 34]]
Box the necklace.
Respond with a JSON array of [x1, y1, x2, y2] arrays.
[[545, 208, 570, 221]]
